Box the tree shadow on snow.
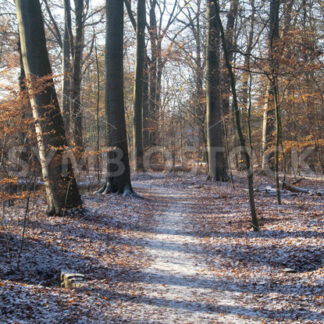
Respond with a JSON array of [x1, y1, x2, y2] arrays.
[[89, 288, 323, 322]]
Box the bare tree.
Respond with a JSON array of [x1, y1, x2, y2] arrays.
[[147, 0, 182, 147], [222, 0, 238, 116], [206, 0, 228, 181], [15, 0, 82, 215], [214, 0, 259, 231], [177, 0, 207, 160], [133, 0, 146, 172], [61, 0, 73, 134], [71, 0, 85, 150], [261, 0, 280, 171], [97, 0, 133, 195]]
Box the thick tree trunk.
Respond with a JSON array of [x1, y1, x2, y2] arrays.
[[100, 0, 133, 195], [71, 0, 84, 150], [133, 0, 145, 172], [15, 0, 82, 215], [206, 0, 228, 181]]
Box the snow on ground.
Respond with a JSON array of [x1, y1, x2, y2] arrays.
[[0, 173, 323, 323]]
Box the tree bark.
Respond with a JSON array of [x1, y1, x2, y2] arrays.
[[148, 0, 158, 146], [62, 0, 72, 135], [99, 0, 133, 195], [223, 0, 240, 170], [15, 0, 82, 215], [94, 37, 101, 182], [143, 52, 150, 150], [133, 0, 146, 172], [261, 0, 280, 171], [261, 0, 282, 204], [222, 0, 238, 117], [192, 0, 206, 161], [206, 0, 228, 181], [214, 0, 259, 231], [71, 0, 84, 150], [242, 0, 255, 154]]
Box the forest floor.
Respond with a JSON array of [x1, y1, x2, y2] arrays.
[[0, 172, 323, 323]]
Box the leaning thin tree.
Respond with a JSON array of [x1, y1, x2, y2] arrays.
[[97, 0, 133, 195], [15, 0, 82, 215], [213, 0, 259, 231]]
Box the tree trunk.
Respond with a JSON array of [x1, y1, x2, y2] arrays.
[[148, 0, 158, 146], [17, 36, 34, 172], [242, 0, 255, 160], [223, 0, 240, 170], [99, 0, 133, 195], [143, 52, 150, 150], [222, 0, 238, 117], [273, 77, 282, 204], [194, 0, 206, 161], [71, 0, 84, 150], [62, 0, 72, 135], [261, 0, 280, 171], [94, 38, 101, 182], [133, 0, 145, 172], [214, 0, 259, 231], [15, 0, 82, 215], [206, 0, 228, 181]]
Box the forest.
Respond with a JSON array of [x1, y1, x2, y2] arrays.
[[0, 0, 323, 322]]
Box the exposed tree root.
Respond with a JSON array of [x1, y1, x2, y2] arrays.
[[103, 184, 113, 194], [123, 191, 144, 199], [95, 182, 144, 199], [206, 174, 230, 182]]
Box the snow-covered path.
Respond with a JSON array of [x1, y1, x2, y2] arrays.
[[113, 185, 242, 323]]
